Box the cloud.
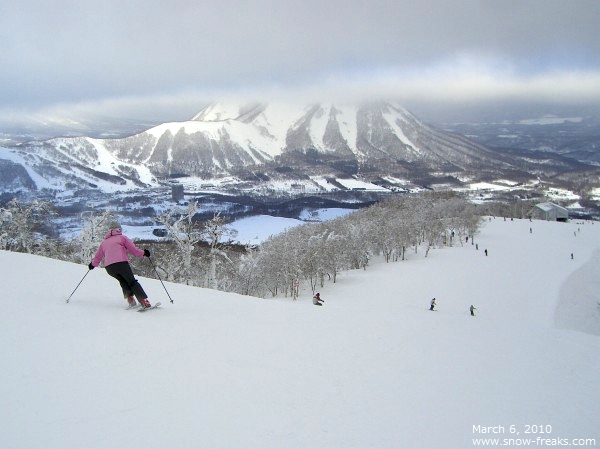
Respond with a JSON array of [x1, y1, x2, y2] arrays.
[[1, 0, 599, 127], [386, 60, 600, 105], [2, 64, 598, 129]]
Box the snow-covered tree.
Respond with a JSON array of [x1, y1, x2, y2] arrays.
[[299, 226, 328, 292], [233, 245, 265, 296], [76, 210, 115, 264], [155, 201, 203, 285], [318, 227, 350, 283], [0, 199, 55, 254], [201, 212, 234, 290], [336, 215, 372, 270], [256, 228, 304, 297]]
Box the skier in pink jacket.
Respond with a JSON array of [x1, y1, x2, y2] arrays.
[[89, 221, 152, 308]]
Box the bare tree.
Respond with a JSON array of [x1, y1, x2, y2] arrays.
[[201, 212, 233, 289], [0, 199, 55, 254], [77, 210, 115, 264], [155, 201, 203, 285]]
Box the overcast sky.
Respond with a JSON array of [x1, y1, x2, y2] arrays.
[[1, 0, 599, 128]]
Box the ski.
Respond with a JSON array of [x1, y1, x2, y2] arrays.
[[137, 302, 161, 312], [125, 304, 140, 310]]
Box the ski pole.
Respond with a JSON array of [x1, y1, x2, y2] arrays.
[[147, 256, 174, 304], [66, 269, 91, 303]]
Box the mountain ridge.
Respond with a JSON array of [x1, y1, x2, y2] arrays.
[[109, 100, 513, 177], [0, 100, 594, 194]]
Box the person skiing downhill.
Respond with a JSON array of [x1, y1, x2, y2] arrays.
[[429, 298, 436, 311], [313, 292, 324, 306], [88, 221, 152, 308]]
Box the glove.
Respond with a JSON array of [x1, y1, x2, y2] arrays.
[[143, 249, 151, 257], [88, 263, 94, 270]]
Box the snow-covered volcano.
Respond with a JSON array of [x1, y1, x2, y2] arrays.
[[113, 101, 507, 176], [1, 101, 517, 191]]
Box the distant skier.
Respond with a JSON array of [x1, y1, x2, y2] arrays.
[[313, 292, 324, 306], [429, 298, 436, 311], [88, 221, 153, 309], [470, 305, 477, 316]]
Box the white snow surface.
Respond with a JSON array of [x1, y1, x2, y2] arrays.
[[382, 110, 420, 154], [146, 102, 324, 159], [1, 218, 599, 449], [141, 102, 422, 161], [335, 178, 388, 191], [223, 215, 305, 245]]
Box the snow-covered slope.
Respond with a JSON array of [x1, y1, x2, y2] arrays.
[[1, 218, 599, 449], [0, 137, 158, 192]]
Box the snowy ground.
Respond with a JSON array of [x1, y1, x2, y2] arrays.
[[1, 218, 599, 449], [108, 209, 355, 244]]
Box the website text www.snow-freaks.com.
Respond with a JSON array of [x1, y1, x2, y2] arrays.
[[472, 425, 595, 446], [472, 437, 596, 446]]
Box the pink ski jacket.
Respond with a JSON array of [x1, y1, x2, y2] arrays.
[[91, 229, 145, 268]]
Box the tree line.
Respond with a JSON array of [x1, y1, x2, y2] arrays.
[[0, 192, 488, 299]]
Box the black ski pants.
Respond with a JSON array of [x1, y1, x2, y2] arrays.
[[105, 261, 148, 301]]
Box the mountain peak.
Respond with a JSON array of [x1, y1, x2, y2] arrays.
[[191, 102, 268, 122], [8, 100, 518, 191]]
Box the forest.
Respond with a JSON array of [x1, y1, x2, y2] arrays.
[[0, 192, 533, 299]]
